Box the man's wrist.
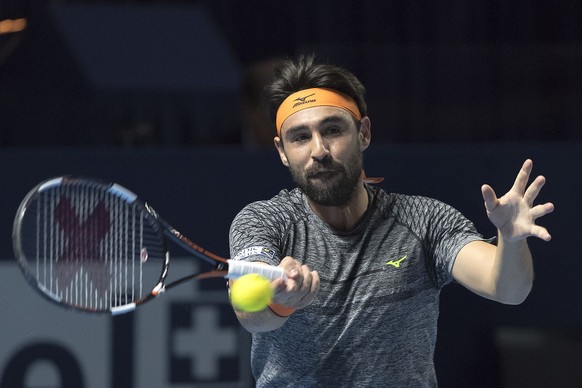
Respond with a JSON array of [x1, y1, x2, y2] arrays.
[[268, 303, 296, 317]]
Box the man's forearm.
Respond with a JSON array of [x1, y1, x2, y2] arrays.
[[492, 234, 534, 305], [235, 308, 290, 333]]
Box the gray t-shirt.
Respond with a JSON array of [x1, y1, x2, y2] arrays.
[[229, 185, 485, 387]]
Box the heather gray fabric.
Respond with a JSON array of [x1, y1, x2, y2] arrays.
[[229, 185, 485, 387]]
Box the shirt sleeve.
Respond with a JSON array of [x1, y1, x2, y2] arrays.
[[424, 199, 487, 288], [229, 201, 284, 267]]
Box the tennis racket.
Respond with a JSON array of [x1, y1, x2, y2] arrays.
[[12, 176, 284, 315]]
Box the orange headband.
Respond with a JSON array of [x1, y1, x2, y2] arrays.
[[275, 88, 362, 136]]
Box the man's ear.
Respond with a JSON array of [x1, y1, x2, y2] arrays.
[[359, 117, 371, 151], [274, 137, 289, 166]]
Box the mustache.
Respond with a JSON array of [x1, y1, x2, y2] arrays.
[[305, 158, 345, 177]]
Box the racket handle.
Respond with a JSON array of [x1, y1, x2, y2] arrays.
[[111, 303, 137, 316], [226, 260, 286, 281]]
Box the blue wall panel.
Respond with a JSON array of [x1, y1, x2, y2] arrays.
[[0, 143, 579, 387]]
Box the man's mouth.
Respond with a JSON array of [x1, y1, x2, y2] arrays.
[[307, 169, 340, 179]]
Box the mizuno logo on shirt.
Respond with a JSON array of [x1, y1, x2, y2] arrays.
[[385, 255, 408, 268]]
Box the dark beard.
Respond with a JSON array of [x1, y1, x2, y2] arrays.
[[290, 152, 363, 207]]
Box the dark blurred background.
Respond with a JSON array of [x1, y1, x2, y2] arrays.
[[1, 0, 581, 147], [1, 1, 581, 388]]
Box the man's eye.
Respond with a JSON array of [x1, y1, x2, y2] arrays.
[[293, 134, 310, 142], [324, 126, 341, 135]]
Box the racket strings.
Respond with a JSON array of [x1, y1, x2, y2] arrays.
[[23, 181, 164, 312]]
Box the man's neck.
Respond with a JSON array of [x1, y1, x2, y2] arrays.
[[307, 182, 369, 232]]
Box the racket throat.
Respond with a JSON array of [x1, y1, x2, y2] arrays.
[[152, 282, 166, 296], [153, 251, 171, 296]]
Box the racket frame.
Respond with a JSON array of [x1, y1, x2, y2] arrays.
[[13, 176, 285, 315]]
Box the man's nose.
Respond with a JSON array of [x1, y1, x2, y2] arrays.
[[310, 133, 330, 161]]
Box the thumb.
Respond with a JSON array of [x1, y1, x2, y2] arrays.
[[481, 184, 499, 212]]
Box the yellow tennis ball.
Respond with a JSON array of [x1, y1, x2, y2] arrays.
[[230, 273, 273, 312]]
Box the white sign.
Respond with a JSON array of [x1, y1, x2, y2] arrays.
[[0, 260, 252, 388]]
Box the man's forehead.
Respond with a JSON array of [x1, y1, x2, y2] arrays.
[[281, 106, 353, 134]]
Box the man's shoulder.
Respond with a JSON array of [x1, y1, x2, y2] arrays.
[[371, 186, 448, 220], [236, 188, 305, 220]]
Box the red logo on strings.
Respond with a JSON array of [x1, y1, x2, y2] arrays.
[[54, 197, 111, 290]]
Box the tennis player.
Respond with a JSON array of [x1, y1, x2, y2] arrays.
[[229, 55, 554, 387]]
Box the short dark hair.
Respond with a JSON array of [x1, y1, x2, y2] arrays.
[[264, 55, 367, 124]]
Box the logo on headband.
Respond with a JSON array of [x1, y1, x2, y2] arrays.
[[292, 93, 316, 108], [276, 87, 362, 135]]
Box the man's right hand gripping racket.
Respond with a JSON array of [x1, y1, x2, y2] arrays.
[[12, 177, 284, 315]]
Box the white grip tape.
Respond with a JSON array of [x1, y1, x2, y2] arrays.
[[111, 303, 137, 316], [226, 260, 286, 280]]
